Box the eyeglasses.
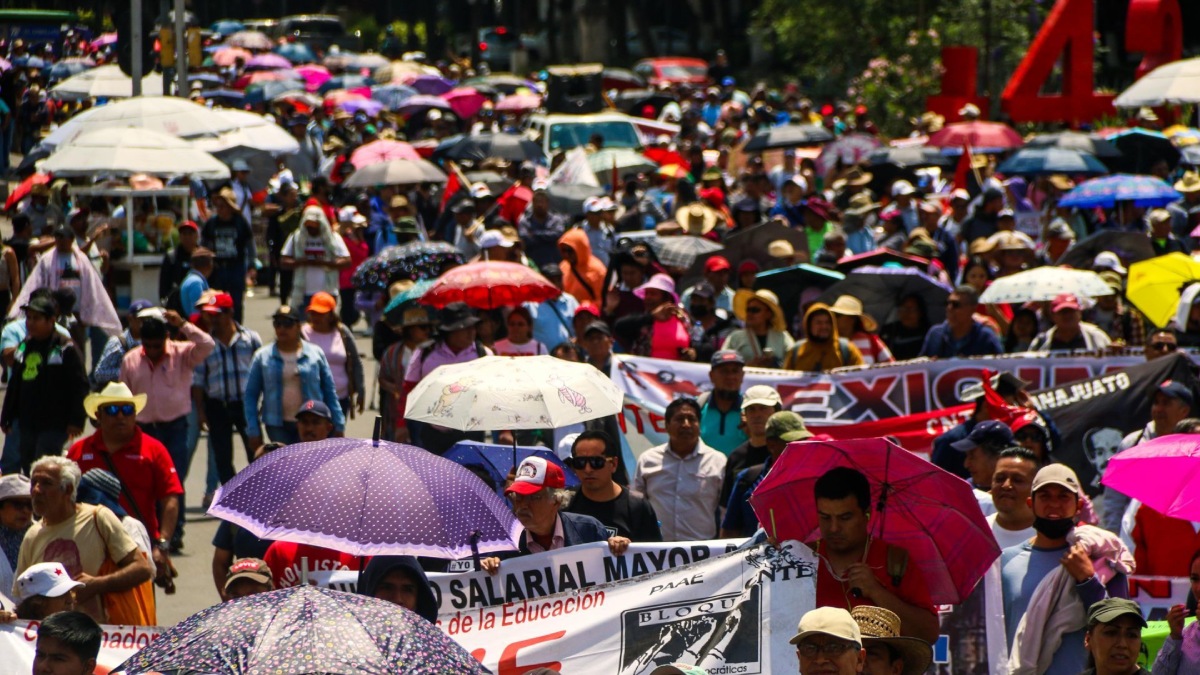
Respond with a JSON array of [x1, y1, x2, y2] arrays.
[[101, 403, 136, 417], [566, 456, 610, 470], [273, 319, 300, 329], [797, 641, 855, 658], [1150, 342, 1178, 351]]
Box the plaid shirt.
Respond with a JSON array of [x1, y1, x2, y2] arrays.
[[193, 324, 262, 402]]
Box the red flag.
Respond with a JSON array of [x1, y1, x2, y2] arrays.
[[954, 142, 973, 192], [496, 182, 532, 224], [440, 166, 462, 213], [980, 369, 1028, 425], [808, 404, 974, 457]]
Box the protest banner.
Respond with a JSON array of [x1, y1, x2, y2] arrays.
[[435, 540, 816, 675], [0, 620, 163, 674]]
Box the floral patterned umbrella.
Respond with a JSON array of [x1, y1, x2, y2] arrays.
[[351, 241, 463, 291], [114, 586, 485, 674], [406, 355, 624, 432]]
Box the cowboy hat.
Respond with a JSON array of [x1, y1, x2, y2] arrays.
[[844, 167, 873, 187], [1175, 171, 1200, 194], [675, 201, 719, 236], [844, 192, 881, 217], [828, 295, 878, 332], [851, 606, 933, 675], [744, 289, 787, 332], [84, 382, 148, 420]]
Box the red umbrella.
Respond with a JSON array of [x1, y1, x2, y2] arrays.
[[6, 173, 50, 211], [927, 121, 1023, 149], [421, 261, 561, 309], [749, 437, 999, 605], [443, 87, 488, 119], [351, 140, 421, 168]]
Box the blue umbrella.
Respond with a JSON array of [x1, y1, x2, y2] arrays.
[[244, 80, 306, 104], [47, 58, 94, 82], [188, 72, 224, 87], [209, 19, 245, 37], [21, 56, 45, 69], [203, 89, 246, 107], [274, 41, 316, 64], [445, 441, 580, 497], [1057, 173, 1182, 208], [383, 278, 437, 316], [116, 586, 485, 674], [319, 74, 373, 94], [208, 437, 521, 558], [995, 148, 1110, 176], [371, 83, 418, 110]]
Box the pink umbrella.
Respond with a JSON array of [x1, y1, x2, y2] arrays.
[[749, 437, 999, 605], [91, 33, 118, 50], [212, 47, 252, 68], [324, 89, 371, 106], [443, 87, 488, 119], [495, 93, 541, 113], [1102, 434, 1200, 522], [235, 70, 300, 89], [351, 140, 422, 168], [295, 64, 331, 93], [927, 121, 1024, 150], [244, 53, 292, 71]]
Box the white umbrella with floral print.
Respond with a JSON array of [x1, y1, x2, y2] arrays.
[[404, 355, 623, 431]]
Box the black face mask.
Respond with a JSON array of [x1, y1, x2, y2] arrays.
[[1033, 516, 1076, 540], [691, 305, 711, 318]]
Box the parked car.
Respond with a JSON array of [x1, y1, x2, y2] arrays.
[[524, 111, 643, 156], [633, 57, 710, 87]]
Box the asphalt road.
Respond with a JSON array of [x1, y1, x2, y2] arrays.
[[155, 288, 380, 626]]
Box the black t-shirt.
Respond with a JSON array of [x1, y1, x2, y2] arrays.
[[722, 441, 769, 508], [566, 488, 662, 542]]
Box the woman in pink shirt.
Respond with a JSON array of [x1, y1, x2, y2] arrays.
[[627, 273, 693, 361], [301, 292, 365, 419]]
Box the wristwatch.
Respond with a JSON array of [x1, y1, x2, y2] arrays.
[[156, 538, 171, 553]]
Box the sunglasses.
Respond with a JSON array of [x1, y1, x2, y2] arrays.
[[566, 456, 610, 470], [273, 319, 300, 328], [101, 403, 136, 417], [1150, 342, 1178, 351]]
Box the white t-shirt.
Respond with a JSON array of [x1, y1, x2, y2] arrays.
[[492, 338, 547, 357], [975, 488, 997, 517], [987, 512, 1035, 550], [282, 230, 349, 296]]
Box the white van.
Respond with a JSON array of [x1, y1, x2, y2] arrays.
[[523, 111, 643, 157]]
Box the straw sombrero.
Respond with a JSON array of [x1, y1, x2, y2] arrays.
[[83, 382, 148, 420]]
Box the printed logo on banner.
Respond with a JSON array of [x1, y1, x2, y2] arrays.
[[619, 587, 763, 674]]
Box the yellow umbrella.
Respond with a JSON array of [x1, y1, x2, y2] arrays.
[[1126, 252, 1200, 327], [657, 163, 690, 179]]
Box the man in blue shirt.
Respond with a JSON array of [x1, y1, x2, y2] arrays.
[[179, 247, 214, 316], [698, 350, 747, 455], [919, 285, 1002, 358]]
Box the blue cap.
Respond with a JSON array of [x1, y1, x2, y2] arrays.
[[721, 76, 735, 87], [951, 420, 1014, 453], [128, 299, 154, 314], [1157, 380, 1194, 407], [295, 400, 332, 420]]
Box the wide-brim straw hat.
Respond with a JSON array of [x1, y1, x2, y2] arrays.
[[745, 289, 787, 332], [828, 294, 878, 332], [83, 382, 148, 420]]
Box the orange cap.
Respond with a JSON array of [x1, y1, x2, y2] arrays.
[[307, 292, 337, 314]]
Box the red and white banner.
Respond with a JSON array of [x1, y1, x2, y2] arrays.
[[0, 620, 163, 674]]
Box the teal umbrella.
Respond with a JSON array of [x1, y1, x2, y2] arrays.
[[383, 278, 436, 317]]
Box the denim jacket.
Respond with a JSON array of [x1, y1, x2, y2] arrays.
[[243, 341, 345, 437]]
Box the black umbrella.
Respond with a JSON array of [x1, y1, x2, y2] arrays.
[[351, 241, 464, 291], [436, 132, 545, 164], [1057, 230, 1158, 270], [743, 125, 834, 153], [1105, 128, 1181, 174], [755, 263, 846, 327], [836, 249, 930, 274], [212, 147, 276, 192], [1025, 131, 1122, 158], [465, 170, 509, 195], [723, 220, 812, 266], [866, 146, 956, 170], [547, 183, 605, 215], [818, 265, 954, 326]]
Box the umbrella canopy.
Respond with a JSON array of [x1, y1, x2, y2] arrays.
[[395, 94, 454, 117], [818, 265, 953, 326], [236, 70, 302, 89], [383, 279, 439, 319], [344, 158, 447, 188], [49, 64, 163, 100], [5, 172, 50, 211], [656, 235, 724, 270], [406, 355, 624, 431], [816, 133, 882, 177], [753, 263, 846, 327], [212, 46, 252, 67], [203, 89, 247, 107], [338, 97, 385, 116], [445, 441, 580, 496], [465, 170, 509, 195], [244, 53, 292, 71], [209, 437, 521, 557], [1057, 173, 1181, 208], [444, 86, 488, 118], [207, 146, 278, 192], [1105, 128, 1181, 173], [1114, 57, 1200, 107], [422, 261, 561, 309], [44, 97, 243, 148], [91, 32, 118, 49], [437, 132, 545, 164], [1025, 131, 1123, 158], [866, 146, 954, 170], [927, 121, 1023, 150], [979, 267, 1114, 305], [587, 148, 657, 178], [1101, 434, 1200, 522], [402, 73, 455, 95], [495, 92, 541, 112], [225, 30, 273, 50], [836, 249, 929, 274], [243, 80, 306, 104], [462, 73, 540, 95], [47, 57, 95, 82], [350, 53, 391, 71], [995, 148, 1110, 176], [115, 586, 485, 674], [294, 63, 332, 92], [1126, 252, 1200, 328], [1057, 230, 1158, 270], [742, 124, 834, 152], [350, 139, 421, 168], [749, 437, 999, 605], [723, 220, 811, 268], [319, 74, 373, 95], [547, 183, 605, 214], [41, 128, 230, 180], [352, 241, 464, 290], [274, 41, 316, 64], [192, 109, 300, 156], [371, 83, 418, 109]]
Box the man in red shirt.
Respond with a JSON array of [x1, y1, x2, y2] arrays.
[[68, 382, 183, 589], [808, 466, 938, 644]]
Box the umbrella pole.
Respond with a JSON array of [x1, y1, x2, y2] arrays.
[[470, 530, 482, 572], [373, 415, 382, 447]]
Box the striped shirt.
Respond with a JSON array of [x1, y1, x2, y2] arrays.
[[193, 324, 263, 402]]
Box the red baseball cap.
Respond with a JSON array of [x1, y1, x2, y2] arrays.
[[575, 303, 601, 318], [506, 456, 566, 496], [200, 292, 235, 314], [178, 220, 199, 232], [1051, 293, 1081, 313], [704, 256, 732, 273]]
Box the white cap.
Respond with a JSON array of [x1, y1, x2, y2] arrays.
[[470, 182, 494, 199], [136, 307, 167, 323], [891, 180, 916, 197], [1093, 251, 1127, 275], [584, 197, 605, 214], [786, 174, 808, 191], [556, 432, 580, 460], [597, 196, 617, 211], [951, 188, 971, 202], [478, 229, 514, 249], [531, 178, 550, 192], [0, 474, 30, 502], [742, 385, 782, 410], [15, 562, 83, 602]]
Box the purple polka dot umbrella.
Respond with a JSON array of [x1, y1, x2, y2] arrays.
[[115, 585, 485, 674], [208, 437, 522, 558]]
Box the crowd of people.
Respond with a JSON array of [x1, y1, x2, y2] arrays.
[[0, 19, 1198, 675]]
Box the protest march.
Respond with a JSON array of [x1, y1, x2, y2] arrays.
[[3, 1, 1200, 675]]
